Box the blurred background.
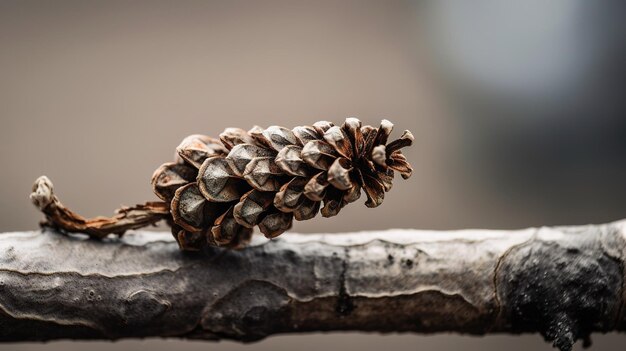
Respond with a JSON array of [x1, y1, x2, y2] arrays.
[[1, 0, 625, 350]]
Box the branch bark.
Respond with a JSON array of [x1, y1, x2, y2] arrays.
[[0, 221, 625, 351]]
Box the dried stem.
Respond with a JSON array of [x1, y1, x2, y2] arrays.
[[30, 176, 170, 238]]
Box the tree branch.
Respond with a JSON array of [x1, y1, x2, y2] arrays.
[[0, 221, 625, 351]]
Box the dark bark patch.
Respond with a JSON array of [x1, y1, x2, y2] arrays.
[[201, 280, 290, 341], [402, 259, 414, 269], [336, 250, 354, 316], [287, 290, 484, 333], [122, 289, 170, 326], [497, 240, 622, 351]]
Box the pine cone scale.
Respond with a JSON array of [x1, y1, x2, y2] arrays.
[[151, 162, 197, 202], [225, 144, 276, 177], [301, 140, 337, 170], [197, 156, 247, 202], [275, 145, 309, 177], [171, 183, 208, 232], [323, 126, 353, 159], [303, 172, 329, 201], [327, 157, 354, 190]]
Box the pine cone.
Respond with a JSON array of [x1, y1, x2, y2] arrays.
[[151, 118, 414, 250]]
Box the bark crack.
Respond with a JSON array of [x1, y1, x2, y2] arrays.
[[0, 300, 103, 333], [336, 247, 354, 316], [0, 266, 188, 279]]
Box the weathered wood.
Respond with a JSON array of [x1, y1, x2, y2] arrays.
[[0, 221, 625, 351]]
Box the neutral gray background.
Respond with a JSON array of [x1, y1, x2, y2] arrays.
[[1, 0, 625, 350]]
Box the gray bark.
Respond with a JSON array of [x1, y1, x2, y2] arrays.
[[1, 221, 625, 351]]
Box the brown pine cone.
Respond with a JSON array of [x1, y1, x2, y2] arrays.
[[151, 118, 414, 250]]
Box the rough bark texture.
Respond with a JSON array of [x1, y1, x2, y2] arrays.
[[1, 221, 625, 351]]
